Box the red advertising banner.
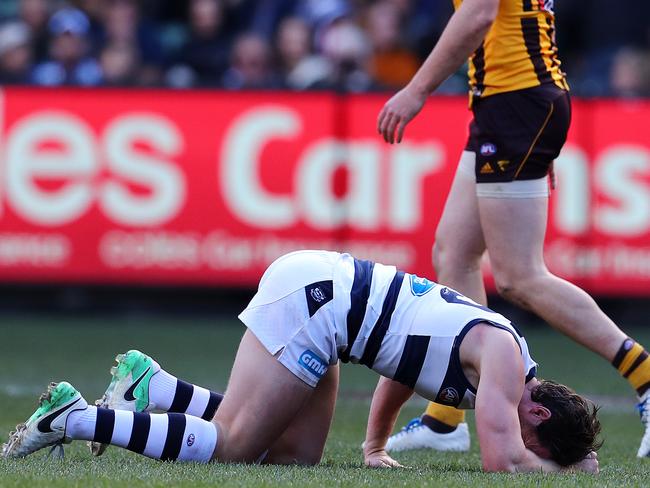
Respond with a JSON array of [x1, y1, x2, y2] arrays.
[[0, 88, 648, 294]]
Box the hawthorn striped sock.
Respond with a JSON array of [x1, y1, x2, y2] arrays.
[[67, 407, 217, 462], [150, 370, 222, 420], [612, 338, 650, 396]]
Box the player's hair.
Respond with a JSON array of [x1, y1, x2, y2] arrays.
[[532, 380, 603, 466]]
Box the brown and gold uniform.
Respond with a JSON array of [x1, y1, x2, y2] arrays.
[[455, 0, 571, 182]]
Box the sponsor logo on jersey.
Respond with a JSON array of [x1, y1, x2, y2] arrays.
[[186, 433, 195, 447], [480, 142, 497, 156], [497, 160, 510, 172], [439, 387, 460, 405], [298, 349, 328, 379], [409, 274, 435, 296], [310, 287, 325, 302], [479, 162, 494, 174]]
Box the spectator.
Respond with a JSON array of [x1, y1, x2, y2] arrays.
[[319, 18, 374, 92], [18, 0, 49, 61], [99, 41, 138, 86], [364, 0, 419, 89], [0, 21, 32, 84], [222, 32, 281, 89], [609, 48, 650, 98], [101, 0, 162, 85], [31, 7, 102, 86], [276, 16, 329, 90], [169, 0, 230, 87]]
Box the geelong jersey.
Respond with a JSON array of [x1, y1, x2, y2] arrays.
[[332, 254, 537, 409], [453, 0, 569, 102]]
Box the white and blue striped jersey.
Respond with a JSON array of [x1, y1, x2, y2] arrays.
[[330, 252, 537, 409]]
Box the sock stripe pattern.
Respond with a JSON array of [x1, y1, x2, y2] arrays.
[[160, 413, 187, 461], [126, 411, 151, 454], [94, 408, 115, 445], [201, 392, 222, 421], [612, 339, 650, 396], [149, 370, 223, 419], [168, 380, 194, 413]]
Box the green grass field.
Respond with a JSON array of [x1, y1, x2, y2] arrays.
[[1, 316, 649, 487]]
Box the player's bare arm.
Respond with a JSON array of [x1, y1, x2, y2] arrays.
[[470, 325, 598, 473], [377, 0, 499, 144], [363, 376, 414, 468]]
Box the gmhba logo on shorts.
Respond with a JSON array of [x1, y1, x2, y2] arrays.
[[298, 350, 327, 378]]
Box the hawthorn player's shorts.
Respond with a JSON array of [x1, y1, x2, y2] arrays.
[[466, 84, 571, 184]]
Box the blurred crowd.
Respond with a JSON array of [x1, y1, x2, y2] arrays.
[[0, 0, 649, 97]]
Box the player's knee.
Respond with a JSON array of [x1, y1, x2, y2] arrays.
[[493, 272, 538, 309], [432, 240, 481, 275]]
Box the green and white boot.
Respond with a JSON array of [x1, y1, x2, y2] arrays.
[[90, 350, 160, 456], [2, 382, 87, 458]]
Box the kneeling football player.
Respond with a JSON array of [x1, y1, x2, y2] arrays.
[[2, 250, 601, 473]]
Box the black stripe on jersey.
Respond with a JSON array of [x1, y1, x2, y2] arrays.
[[624, 351, 649, 378], [160, 413, 187, 461], [127, 412, 151, 454], [169, 380, 194, 413], [521, 17, 553, 84], [359, 271, 405, 368], [340, 259, 374, 363], [472, 42, 486, 96], [201, 392, 223, 421], [393, 335, 430, 389], [93, 408, 115, 444], [523, 0, 533, 11]]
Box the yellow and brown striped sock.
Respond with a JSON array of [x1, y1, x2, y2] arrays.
[[421, 402, 465, 433], [612, 338, 650, 396]]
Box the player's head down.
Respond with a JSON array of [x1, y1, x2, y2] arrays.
[[526, 380, 603, 466]]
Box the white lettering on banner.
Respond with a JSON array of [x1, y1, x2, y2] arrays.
[[553, 144, 650, 237], [553, 144, 590, 235], [221, 107, 443, 231], [2, 111, 185, 227], [389, 142, 443, 230], [102, 115, 185, 226], [6, 112, 97, 226], [297, 140, 381, 230], [546, 239, 650, 279], [221, 106, 300, 227], [99, 229, 415, 272], [0, 233, 69, 266], [594, 146, 650, 237]]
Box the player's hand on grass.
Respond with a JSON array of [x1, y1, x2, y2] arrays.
[[364, 449, 404, 468], [377, 85, 427, 144], [569, 451, 599, 474]]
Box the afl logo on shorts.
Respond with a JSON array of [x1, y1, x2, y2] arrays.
[[439, 387, 460, 405], [480, 142, 497, 156]]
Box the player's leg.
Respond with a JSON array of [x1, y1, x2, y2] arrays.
[[433, 150, 488, 305], [263, 364, 339, 465], [477, 193, 650, 456], [90, 349, 224, 455], [2, 330, 320, 463]]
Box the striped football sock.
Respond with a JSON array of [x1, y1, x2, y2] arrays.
[[612, 338, 650, 396], [67, 407, 217, 462], [150, 370, 222, 420], [422, 402, 465, 433]]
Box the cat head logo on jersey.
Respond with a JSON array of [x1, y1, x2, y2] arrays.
[[409, 274, 435, 296], [310, 287, 325, 302], [439, 387, 460, 405], [480, 143, 497, 156]]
